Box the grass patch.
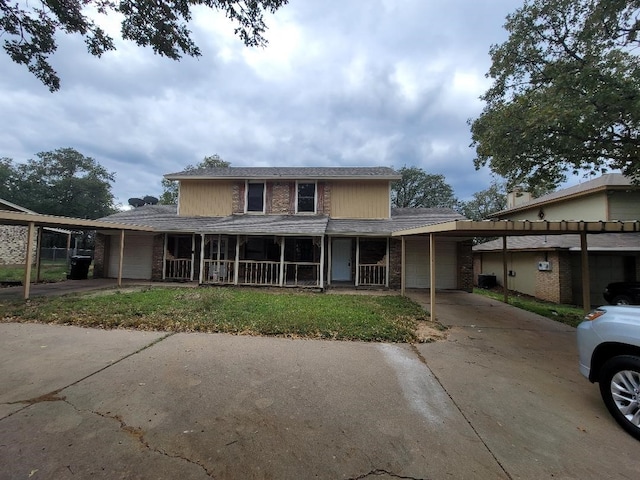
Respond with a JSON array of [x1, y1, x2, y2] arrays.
[[0, 287, 436, 342], [474, 288, 585, 327], [0, 261, 70, 283]]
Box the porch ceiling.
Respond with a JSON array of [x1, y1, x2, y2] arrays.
[[0, 210, 154, 232]]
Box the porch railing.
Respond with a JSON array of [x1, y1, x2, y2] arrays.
[[165, 258, 192, 280], [203, 260, 235, 284], [284, 262, 320, 287], [239, 260, 281, 286], [359, 264, 386, 286]]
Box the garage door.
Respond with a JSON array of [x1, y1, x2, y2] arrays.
[[108, 234, 154, 279], [405, 238, 457, 289]]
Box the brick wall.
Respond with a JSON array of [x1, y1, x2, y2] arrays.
[[231, 180, 331, 216], [0, 225, 38, 265], [93, 234, 107, 278], [457, 240, 473, 292], [232, 182, 245, 214], [388, 238, 402, 289], [534, 251, 573, 303], [151, 234, 165, 280], [269, 182, 291, 214]]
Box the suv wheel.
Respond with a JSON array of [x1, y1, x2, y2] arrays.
[[612, 295, 632, 305], [599, 355, 640, 440]]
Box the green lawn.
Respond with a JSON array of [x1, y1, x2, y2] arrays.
[[0, 287, 437, 342], [0, 261, 69, 283], [474, 288, 586, 327]]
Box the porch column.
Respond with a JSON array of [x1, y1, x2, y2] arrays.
[[190, 234, 196, 281], [385, 237, 390, 288], [162, 233, 168, 280], [327, 237, 332, 286], [401, 236, 406, 296], [234, 235, 240, 285], [430, 234, 436, 322], [199, 234, 205, 284], [35, 226, 43, 283], [355, 237, 360, 287], [581, 231, 591, 312], [319, 235, 325, 288], [117, 229, 125, 288], [22, 221, 36, 300], [502, 236, 509, 304], [279, 237, 285, 287]]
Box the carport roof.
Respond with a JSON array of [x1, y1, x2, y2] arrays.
[[0, 210, 154, 231], [392, 219, 640, 237]]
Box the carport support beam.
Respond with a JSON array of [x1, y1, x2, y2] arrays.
[[22, 222, 36, 300], [430, 234, 436, 322], [401, 236, 406, 296], [117, 229, 125, 287], [35, 226, 43, 283], [502, 236, 509, 304], [581, 232, 591, 313]]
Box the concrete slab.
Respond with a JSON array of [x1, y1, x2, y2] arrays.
[[1, 330, 507, 480], [413, 291, 640, 479]]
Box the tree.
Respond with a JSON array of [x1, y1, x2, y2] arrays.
[[391, 166, 458, 209], [1, 148, 116, 218], [470, 0, 640, 191], [1, 0, 288, 91], [160, 154, 230, 204], [458, 180, 508, 221]]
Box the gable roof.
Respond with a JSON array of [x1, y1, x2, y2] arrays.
[[489, 173, 637, 218], [99, 206, 465, 237], [164, 166, 401, 181], [0, 198, 36, 213]]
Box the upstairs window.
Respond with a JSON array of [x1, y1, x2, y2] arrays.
[[246, 182, 265, 213], [297, 182, 316, 213]]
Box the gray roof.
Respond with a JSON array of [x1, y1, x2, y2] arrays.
[[164, 166, 401, 180], [491, 174, 636, 217], [99, 205, 464, 237], [474, 232, 640, 251]]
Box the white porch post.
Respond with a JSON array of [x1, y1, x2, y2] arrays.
[[190, 234, 196, 281], [430, 234, 436, 322], [279, 237, 285, 287], [319, 235, 325, 288], [385, 237, 390, 288], [162, 233, 167, 280], [199, 234, 205, 284], [401, 236, 406, 296], [22, 222, 35, 300], [234, 235, 240, 285], [327, 237, 332, 286], [355, 236, 360, 287]]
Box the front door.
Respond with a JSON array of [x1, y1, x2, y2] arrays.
[[332, 238, 352, 281]]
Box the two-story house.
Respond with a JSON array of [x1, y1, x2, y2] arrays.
[[474, 174, 640, 305], [93, 167, 473, 291]]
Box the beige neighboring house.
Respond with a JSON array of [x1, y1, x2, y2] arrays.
[[474, 174, 640, 306], [0, 199, 40, 265], [94, 167, 474, 291]]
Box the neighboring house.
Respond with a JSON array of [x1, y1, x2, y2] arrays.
[[94, 167, 473, 291], [474, 174, 640, 305], [0, 199, 40, 265]]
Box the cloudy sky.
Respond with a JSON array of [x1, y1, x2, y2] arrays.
[[0, 0, 525, 208]]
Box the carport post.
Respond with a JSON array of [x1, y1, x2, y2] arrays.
[[319, 235, 325, 288], [581, 232, 591, 312], [502, 236, 509, 304], [430, 234, 436, 321], [401, 236, 406, 296], [117, 229, 125, 287], [162, 234, 168, 280], [35, 226, 43, 283], [199, 234, 205, 284], [22, 221, 36, 300]]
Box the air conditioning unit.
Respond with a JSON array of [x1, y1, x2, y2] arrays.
[[538, 261, 551, 271]]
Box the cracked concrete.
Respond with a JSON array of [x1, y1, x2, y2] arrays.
[[2, 292, 640, 479]]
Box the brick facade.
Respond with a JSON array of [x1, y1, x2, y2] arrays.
[[388, 238, 402, 289], [231, 180, 331, 216], [93, 234, 107, 278], [534, 251, 573, 304], [0, 225, 38, 265], [457, 240, 473, 292], [151, 234, 165, 280]]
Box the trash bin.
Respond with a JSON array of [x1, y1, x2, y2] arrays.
[[67, 256, 92, 280], [477, 274, 497, 289]]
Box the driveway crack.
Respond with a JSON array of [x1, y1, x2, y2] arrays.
[[347, 469, 427, 480]]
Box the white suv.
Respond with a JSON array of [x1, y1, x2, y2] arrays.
[[577, 306, 640, 440]]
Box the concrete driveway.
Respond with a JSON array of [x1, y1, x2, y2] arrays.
[[1, 291, 639, 479]]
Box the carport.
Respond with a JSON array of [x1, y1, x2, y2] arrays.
[[0, 210, 154, 299], [393, 219, 640, 319]]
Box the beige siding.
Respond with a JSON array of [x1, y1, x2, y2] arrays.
[[608, 191, 640, 220], [504, 193, 608, 221], [477, 251, 538, 296], [178, 181, 233, 217], [330, 181, 390, 219]]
